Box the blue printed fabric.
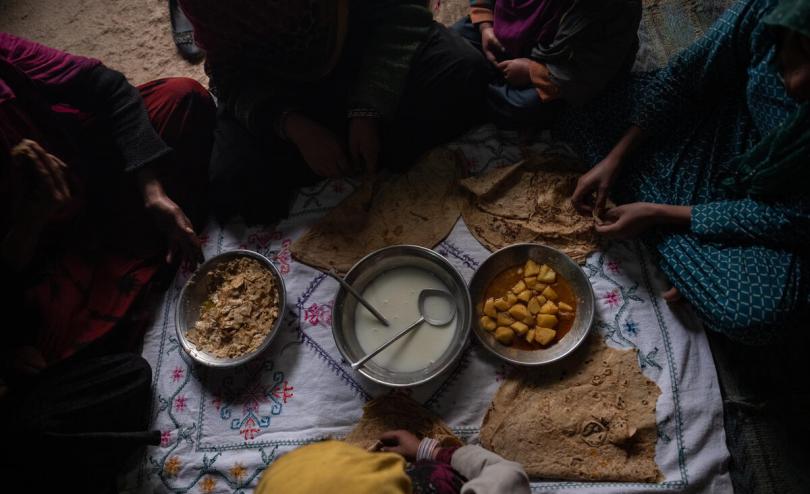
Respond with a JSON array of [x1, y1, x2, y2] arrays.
[[559, 0, 810, 343]]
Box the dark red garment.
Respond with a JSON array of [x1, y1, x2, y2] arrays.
[[406, 446, 466, 494], [0, 32, 100, 105], [1, 75, 215, 362]]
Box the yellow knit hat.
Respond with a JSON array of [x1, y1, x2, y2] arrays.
[[256, 441, 412, 494]]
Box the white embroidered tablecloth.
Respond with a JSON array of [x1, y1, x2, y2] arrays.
[[123, 126, 732, 493]]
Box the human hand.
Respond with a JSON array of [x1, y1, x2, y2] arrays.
[[497, 58, 532, 87], [11, 139, 72, 224], [594, 202, 664, 239], [571, 156, 623, 215], [479, 22, 505, 65], [140, 172, 202, 265], [285, 112, 350, 177], [349, 116, 381, 174], [379, 430, 421, 461]]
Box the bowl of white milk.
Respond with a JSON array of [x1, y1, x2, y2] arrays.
[[331, 245, 472, 387]]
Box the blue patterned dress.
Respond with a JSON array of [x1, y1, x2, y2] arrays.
[[559, 0, 810, 343]]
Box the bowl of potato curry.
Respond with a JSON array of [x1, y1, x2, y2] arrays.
[[469, 243, 595, 366]]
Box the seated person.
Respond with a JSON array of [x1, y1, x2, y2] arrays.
[[0, 32, 216, 364], [178, 0, 491, 224], [452, 0, 642, 127], [0, 33, 216, 491], [379, 429, 530, 494], [563, 0, 810, 343], [255, 433, 530, 494]]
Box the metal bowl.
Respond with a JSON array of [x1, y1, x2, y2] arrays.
[[176, 250, 287, 368], [468, 243, 594, 366], [332, 245, 472, 387]]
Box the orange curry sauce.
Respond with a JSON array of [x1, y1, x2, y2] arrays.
[[480, 264, 577, 349]]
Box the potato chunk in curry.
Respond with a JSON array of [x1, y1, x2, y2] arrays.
[[479, 260, 577, 350]]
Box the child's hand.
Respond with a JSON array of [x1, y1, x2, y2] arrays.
[[379, 430, 420, 460], [479, 22, 505, 65], [497, 58, 533, 87]]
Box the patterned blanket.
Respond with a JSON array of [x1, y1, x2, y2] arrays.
[[123, 2, 737, 492], [122, 127, 732, 494]]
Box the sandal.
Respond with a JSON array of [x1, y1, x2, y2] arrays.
[[170, 0, 204, 63]]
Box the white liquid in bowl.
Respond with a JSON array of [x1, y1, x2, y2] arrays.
[[354, 267, 456, 373]]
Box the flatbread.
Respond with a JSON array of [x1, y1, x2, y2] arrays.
[[476, 165, 543, 220], [460, 155, 599, 264], [480, 335, 663, 483], [344, 394, 463, 450], [292, 148, 463, 274], [458, 161, 524, 199]]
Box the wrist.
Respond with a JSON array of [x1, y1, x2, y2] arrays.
[[651, 204, 692, 226], [416, 437, 440, 461], [137, 169, 164, 205], [611, 126, 645, 163], [604, 151, 626, 170], [597, 156, 623, 183], [479, 22, 493, 33]]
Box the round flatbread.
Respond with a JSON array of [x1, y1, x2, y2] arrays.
[[460, 155, 599, 264], [292, 148, 463, 274]]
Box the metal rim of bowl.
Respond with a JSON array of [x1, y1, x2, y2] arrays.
[[331, 244, 473, 387], [175, 249, 287, 368], [469, 243, 595, 366]]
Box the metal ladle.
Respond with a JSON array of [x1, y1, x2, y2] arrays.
[[351, 289, 456, 371], [325, 269, 389, 327]]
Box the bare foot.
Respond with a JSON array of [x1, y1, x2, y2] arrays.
[[662, 286, 682, 303]]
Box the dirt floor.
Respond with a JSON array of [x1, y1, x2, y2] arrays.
[[0, 0, 469, 87], [0, 0, 206, 86]]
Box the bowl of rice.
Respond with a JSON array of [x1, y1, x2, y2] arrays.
[[176, 250, 286, 367]]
